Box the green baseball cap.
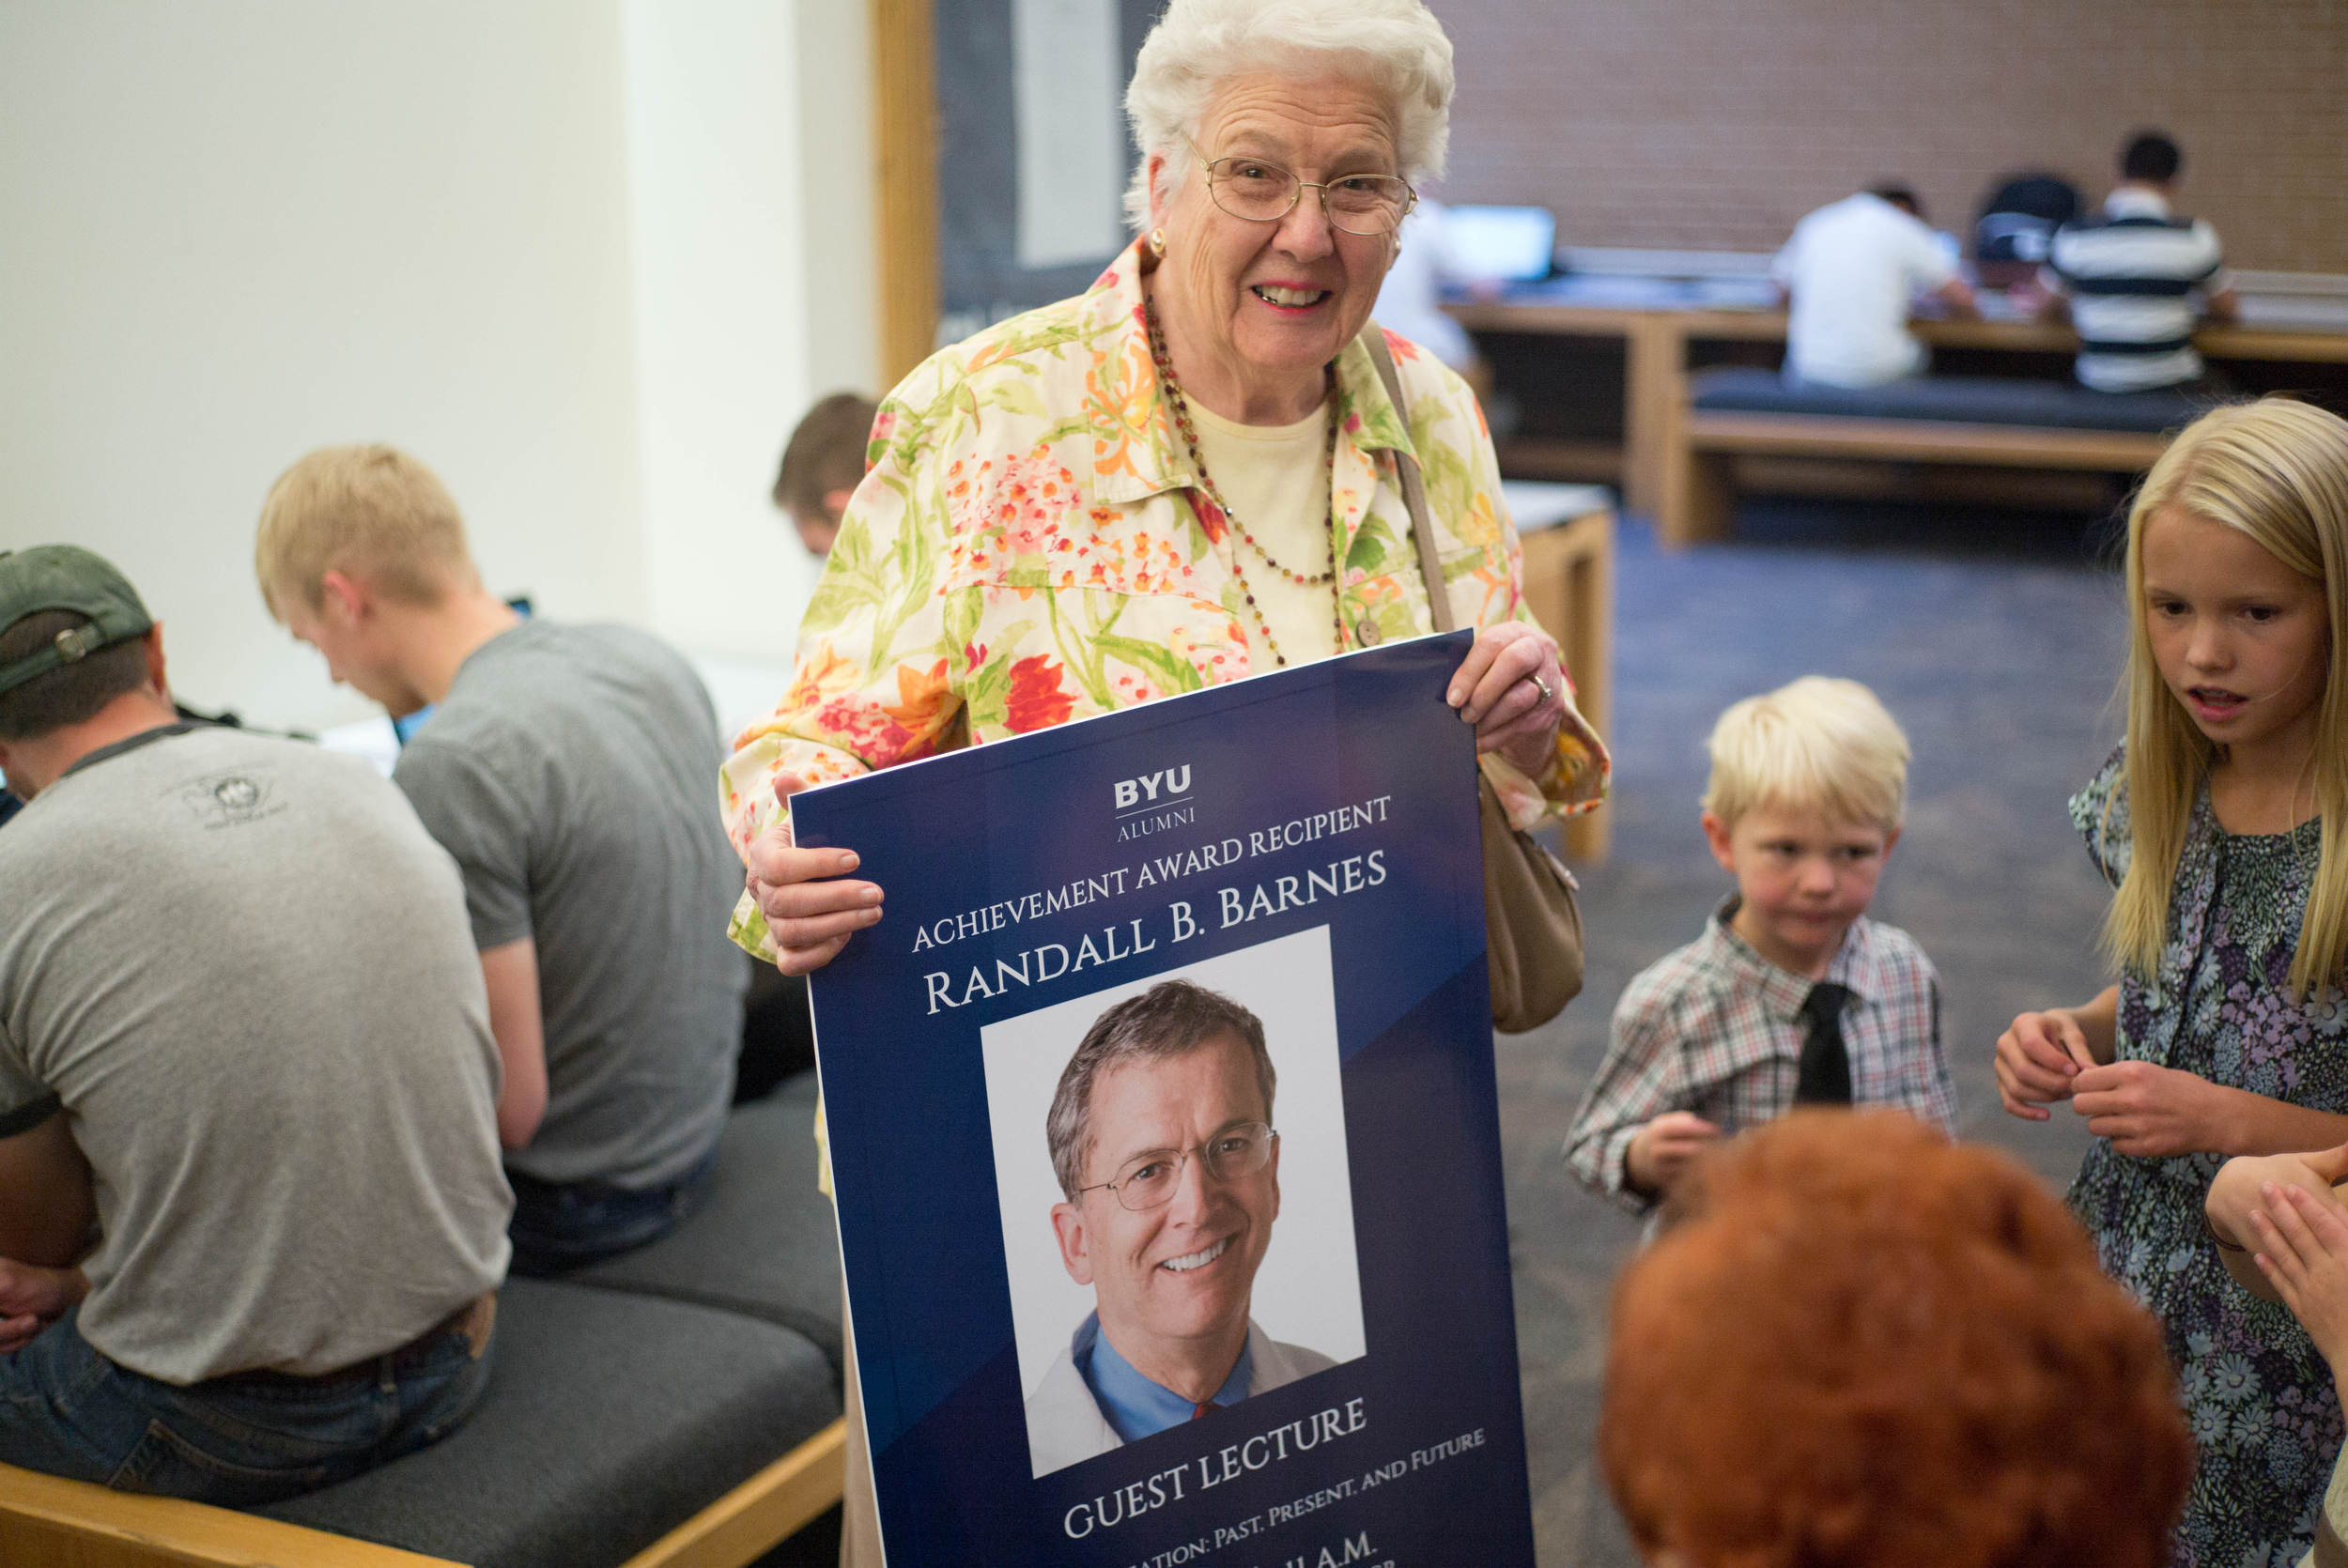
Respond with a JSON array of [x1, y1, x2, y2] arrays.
[[0, 546, 156, 698]]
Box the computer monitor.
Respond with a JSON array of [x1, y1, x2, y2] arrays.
[[1442, 206, 1557, 284]]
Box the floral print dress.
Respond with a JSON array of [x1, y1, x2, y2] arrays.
[[2070, 745, 2348, 1567], [720, 235, 1608, 958]]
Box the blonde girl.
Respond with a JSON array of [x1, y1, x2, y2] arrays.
[[1996, 397, 2348, 1565]]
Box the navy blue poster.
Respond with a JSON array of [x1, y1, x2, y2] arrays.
[[796, 630, 1536, 1568]]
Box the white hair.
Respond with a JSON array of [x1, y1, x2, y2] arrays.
[[1122, 0, 1455, 232]]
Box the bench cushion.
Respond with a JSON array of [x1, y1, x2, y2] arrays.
[[567, 1073, 844, 1373], [257, 1277, 839, 1568], [1690, 367, 2217, 433]]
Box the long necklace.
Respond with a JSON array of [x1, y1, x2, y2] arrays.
[[1146, 300, 1346, 667]]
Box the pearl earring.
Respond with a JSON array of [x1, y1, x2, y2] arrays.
[[1149, 227, 1167, 258]]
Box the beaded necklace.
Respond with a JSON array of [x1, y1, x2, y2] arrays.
[[1145, 298, 1345, 668]]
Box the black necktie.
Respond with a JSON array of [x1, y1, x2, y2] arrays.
[[1794, 982, 1854, 1105]]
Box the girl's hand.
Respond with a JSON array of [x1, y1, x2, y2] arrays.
[[1995, 1009, 2094, 1120], [2250, 1182, 2348, 1372], [1446, 623, 1567, 777], [2070, 1060, 2229, 1157], [2209, 1145, 2348, 1246]]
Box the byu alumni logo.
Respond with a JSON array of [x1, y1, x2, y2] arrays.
[[1114, 763, 1194, 842]]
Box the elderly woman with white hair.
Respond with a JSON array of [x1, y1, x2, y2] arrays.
[[732, 0, 1605, 952], [730, 6, 1608, 1549]]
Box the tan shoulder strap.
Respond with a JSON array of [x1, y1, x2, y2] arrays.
[[1357, 322, 1454, 635]]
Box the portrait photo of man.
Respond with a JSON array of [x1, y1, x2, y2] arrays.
[[1024, 979, 1336, 1475]]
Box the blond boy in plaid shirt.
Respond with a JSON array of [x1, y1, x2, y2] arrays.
[[1565, 677, 1957, 1211]]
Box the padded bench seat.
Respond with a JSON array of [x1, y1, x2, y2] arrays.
[[569, 1072, 843, 1373], [0, 1279, 845, 1568], [1661, 368, 2208, 546], [0, 1079, 855, 1568], [259, 1277, 840, 1568], [1687, 367, 2212, 432]]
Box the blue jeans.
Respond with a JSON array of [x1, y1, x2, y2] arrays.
[[505, 1149, 717, 1277], [0, 1299, 493, 1506]]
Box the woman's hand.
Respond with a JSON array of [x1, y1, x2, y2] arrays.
[[2069, 1060, 2232, 1157], [743, 774, 885, 976], [1995, 1008, 2096, 1119], [2250, 1180, 2348, 1376], [1447, 623, 1567, 776]]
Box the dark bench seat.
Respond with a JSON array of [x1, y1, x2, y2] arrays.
[[1660, 368, 2210, 546], [258, 1278, 840, 1568], [571, 1073, 843, 1373], [0, 1082, 854, 1568], [1687, 367, 2212, 432]]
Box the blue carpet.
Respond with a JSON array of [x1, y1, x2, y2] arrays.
[[1502, 500, 2131, 1563]]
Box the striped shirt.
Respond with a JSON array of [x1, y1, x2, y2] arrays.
[[1563, 898, 1958, 1213], [2046, 188, 2230, 392]]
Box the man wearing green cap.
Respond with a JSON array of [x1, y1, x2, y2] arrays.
[[0, 546, 514, 1502]]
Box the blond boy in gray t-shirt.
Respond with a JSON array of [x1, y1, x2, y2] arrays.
[[255, 445, 747, 1274]]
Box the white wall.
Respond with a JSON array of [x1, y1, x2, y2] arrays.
[[623, 0, 877, 668], [0, 0, 874, 734]]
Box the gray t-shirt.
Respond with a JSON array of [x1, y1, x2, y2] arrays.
[[393, 622, 747, 1190], [0, 725, 511, 1384]]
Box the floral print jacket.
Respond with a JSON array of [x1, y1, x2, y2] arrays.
[[722, 237, 1610, 956]]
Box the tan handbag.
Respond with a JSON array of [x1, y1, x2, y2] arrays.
[[1359, 325, 1586, 1032]]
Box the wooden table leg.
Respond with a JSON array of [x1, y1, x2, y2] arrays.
[[1621, 315, 1684, 519]]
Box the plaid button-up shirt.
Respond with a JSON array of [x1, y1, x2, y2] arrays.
[[1565, 897, 1958, 1212]]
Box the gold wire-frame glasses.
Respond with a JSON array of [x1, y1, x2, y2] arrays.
[[1189, 145, 1417, 236], [1073, 1121, 1279, 1211]]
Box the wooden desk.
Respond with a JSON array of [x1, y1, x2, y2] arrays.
[[1448, 300, 2348, 515]]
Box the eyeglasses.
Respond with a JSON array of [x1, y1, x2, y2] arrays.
[[1192, 147, 1416, 236], [1074, 1122, 1278, 1211]]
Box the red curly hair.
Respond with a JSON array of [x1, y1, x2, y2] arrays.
[[1599, 1111, 2191, 1568]]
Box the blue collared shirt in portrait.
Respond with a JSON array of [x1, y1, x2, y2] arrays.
[[1073, 1311, 1253, 1442], [1563, 895, 1958, 1212]]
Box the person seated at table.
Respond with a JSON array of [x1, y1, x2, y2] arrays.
[[1600, 1110, 2192, 1568], [1970, 171, 2081, 291], [0, 545, 510, 1505], [255, 445, 748, 1275], [1770, 184, 1977, 389], [1370, 197, 1494, 405], [774, 392, 878, 559], [2031, 131, 2239, 393]]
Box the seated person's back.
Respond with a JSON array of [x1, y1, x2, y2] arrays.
[[1772, 186, 1973, 389], [2042, 131, 2236, 393], [256, 447, 749, 1273], [0, 546, 510, 1503], [396, 621, 746, 1195]]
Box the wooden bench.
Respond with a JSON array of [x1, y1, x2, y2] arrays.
[[0, 1423, 843, 1568], [1657, 369, 2191, 548], [0, 1083, 849, 1568], [1503, 482, 1614, 862]]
